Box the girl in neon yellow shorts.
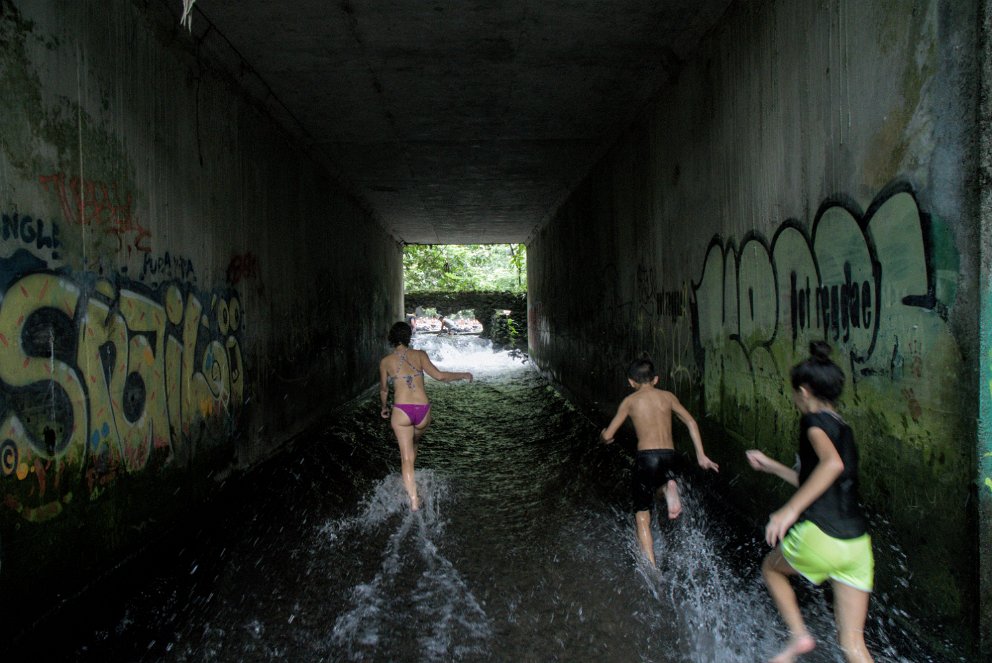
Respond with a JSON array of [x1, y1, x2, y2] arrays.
[[745, 341, 874, 663]]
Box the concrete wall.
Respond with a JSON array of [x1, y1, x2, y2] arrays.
[[980, 1, 992, 657], [529, 0, 981, 654], [0, 0, 401, 630]]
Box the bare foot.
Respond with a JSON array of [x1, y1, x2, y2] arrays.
[[664, 481, 682, 519], [410, 494, 422, 511], [769, 633, 815, 663]]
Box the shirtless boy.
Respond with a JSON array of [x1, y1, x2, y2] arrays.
[[600, 358, 719, 565]]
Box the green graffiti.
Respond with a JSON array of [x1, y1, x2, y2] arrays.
[[691, 188, 961, 446]]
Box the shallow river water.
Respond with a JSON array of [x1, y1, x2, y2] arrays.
[[29, 336, 952, 662]]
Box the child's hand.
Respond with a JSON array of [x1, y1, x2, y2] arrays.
[[380, 406, 391, 419], [745, 449, 770, 472], [765, 505, 798, 546], [599, 429, 614, 444], [698, 455, 719, 472]]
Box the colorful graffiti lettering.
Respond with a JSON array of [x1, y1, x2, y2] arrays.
[[37, 172, 152, 255], [0, 266, 245, 522], [691, 186, 959, 445], [0, 439, 16, 476]]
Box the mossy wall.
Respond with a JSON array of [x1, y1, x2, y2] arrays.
[[978, 0, 992, 655], [529, 0, 980, 654], [0, 0, 401, 634]]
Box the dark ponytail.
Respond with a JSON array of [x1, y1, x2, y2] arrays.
[[790, 341, 844, 403]]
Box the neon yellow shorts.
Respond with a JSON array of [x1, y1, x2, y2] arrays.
[[781, 520, 874, 592]]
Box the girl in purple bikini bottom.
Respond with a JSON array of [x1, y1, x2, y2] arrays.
[[379, 321, 473, 510]]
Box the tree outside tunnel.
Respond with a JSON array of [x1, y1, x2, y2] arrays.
[[402, 244, 526, 293], [403, 244, 527, 349]]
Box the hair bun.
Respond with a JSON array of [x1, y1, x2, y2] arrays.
[[809, 340, 833, 363]]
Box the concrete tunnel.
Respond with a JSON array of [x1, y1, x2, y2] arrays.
[[0, 0, 990, 657]]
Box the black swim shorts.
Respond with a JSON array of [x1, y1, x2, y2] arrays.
[[632, 449, 678, 512]]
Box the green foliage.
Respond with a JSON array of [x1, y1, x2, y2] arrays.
[[403, 244, 526, 293], [488, 310, 524, 349]]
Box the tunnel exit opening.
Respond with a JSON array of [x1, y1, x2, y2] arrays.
[[402, 244, 527, 349]]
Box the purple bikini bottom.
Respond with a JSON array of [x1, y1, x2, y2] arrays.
[[394, 403, 431, 426]]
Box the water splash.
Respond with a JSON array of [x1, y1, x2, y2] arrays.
[[49, 335, 955, 662], [619, 483, 950, 663], [580, 484, 781, 663], [316, 469, 449, 534], [316, 470, 492, 661], [413, 334, 529, 379]]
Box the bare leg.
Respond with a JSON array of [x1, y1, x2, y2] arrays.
[[635, 510, 656, 565], [391, 412, 420, 510], [413, 409, 432, 445], [407, 412, 432, 510], [663, 480, 682, 519], [832, 582, 873, 663], [762, 548, 816, 662]]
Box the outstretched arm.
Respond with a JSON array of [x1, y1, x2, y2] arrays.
[[600, 399, 630, 443], [671, 397, 718, 472], [420, 352, 473, 383], [745, 450, 799, 486], [764, 427, 843, 546]]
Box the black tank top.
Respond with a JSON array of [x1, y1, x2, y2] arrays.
[[797, 411, 867, 539]]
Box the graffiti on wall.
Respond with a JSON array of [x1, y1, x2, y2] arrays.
[[691, 186, 959, 445], [1, 212, 61, 259], [140, 251, 197, 284], [657, 285, 689, 323], [0, 233, 244, 523], [226, 251, 265, 300], [226, 252, 259, 286], [38, 172, 152, 256]]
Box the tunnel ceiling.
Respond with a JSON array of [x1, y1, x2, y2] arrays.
[[192, 1, 732, 244]]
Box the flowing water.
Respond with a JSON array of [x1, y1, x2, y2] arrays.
[[26, 336, 954, 662]]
